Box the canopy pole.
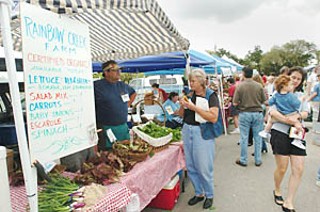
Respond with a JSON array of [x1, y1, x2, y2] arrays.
[[0, 1, 38, 211], [215, 66, 227, 135], [183, 51, 190, 88]]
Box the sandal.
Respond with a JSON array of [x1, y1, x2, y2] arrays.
[[273, 190, 284, 206], [282, 205, 295, 212]]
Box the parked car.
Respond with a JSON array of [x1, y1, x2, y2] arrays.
[[129, 75, 184, 104]]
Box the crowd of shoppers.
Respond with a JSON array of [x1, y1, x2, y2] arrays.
[[93, 61, 319, 211]]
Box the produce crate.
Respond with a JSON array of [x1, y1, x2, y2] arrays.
[[132, 123, 172, 147]]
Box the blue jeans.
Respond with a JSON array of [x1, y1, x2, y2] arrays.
[[262, 138, 268, 151], [239, 112, 264, 165], [182, 124, 215, 198]]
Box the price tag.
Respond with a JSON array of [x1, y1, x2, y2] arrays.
[[132, 114, 142, 123], [87, 124, 99, 145], [106, 129, 117, 143], [43, 161, 57, 173], [165, 105, 174, 115]]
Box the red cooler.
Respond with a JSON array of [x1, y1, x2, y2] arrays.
[[148, 175, 180, 210]]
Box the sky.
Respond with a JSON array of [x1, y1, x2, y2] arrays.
[[157, 0, 320, 59]]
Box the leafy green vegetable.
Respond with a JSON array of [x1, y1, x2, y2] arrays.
[[38, 174, 79, 212], [138, 122, 170, 138], [138, 122, 181, 141]]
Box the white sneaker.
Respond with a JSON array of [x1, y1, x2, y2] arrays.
[[230, 128, 240, 134], [291, 139, 306, 150], [316, 180, 320, 187], [259, 130, 270, 139]]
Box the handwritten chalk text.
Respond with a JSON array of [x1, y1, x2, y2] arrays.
[[30, 92, 52, 101], [64, 77, 90, 84], [30, 118, 62, 130], [31, 125, 68, 140], [24, 16, 65, 44], [28, 75, 60, 84], [28, 53, 65, 66], [29, 101, 62, 112], [23, 16, 87, 49], [30, 112, 48, 120], [52, 110, 72, 117]]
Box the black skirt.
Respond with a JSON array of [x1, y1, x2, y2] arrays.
[[270, 129, 307, 156]]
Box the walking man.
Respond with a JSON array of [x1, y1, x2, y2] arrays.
[[233, 67, 266, 166]]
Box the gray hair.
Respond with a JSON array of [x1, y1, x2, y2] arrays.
[[189, 68, 207, 88]]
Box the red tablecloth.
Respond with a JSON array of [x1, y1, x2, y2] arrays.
[[10, 182, 131, 212], [121, 143, 185, 210]]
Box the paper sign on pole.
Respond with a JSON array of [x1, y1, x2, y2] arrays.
[[20, 3, 97, 164]]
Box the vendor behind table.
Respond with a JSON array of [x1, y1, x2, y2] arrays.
[[94, 60, 137, 151]]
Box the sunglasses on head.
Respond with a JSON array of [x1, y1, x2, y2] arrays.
[[103, 67, 121, 72], [109, 68, 121, 72]]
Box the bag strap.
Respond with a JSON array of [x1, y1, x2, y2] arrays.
[[205, 88, 214, 100]]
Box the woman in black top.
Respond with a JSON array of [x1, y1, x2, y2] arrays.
[[179, 69, 219, 209]]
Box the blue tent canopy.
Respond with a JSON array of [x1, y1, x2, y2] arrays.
[[143, 54, 234, 76], [92, 50, 216, 73], [92, 62, 102, 73], [143, 66, 219, 76], [210, 55, 234, 69], [118, 50, 215, 73]]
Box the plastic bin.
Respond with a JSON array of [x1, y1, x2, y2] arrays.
[[148, 175, 180, 210]]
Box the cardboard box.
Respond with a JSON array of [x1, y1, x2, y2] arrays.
[[148, 175, 180, 210]]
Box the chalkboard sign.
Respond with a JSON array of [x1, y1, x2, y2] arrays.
[[20, 3, 97, 163]]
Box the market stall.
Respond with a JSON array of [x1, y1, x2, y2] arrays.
[[0, 0, 190, 211], [9, 143, 185, 211]]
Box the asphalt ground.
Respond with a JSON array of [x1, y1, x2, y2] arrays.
[[143, 122, 320, 212]]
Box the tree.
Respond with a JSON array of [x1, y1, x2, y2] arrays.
[[313, 50, 320, 64], [206, 40, 318, 75], [243, 46, 263, 71], [260, 46, 284, 75], [281, 40, 317, 67], [120, 73, 144, 83], [206, 48, 241, 64], [260, 40, 317, 75]]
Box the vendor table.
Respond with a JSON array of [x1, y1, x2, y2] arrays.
[[9, 143, 185, 212], [121, 143, 185, 210], [10, 182, 131, 212]]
